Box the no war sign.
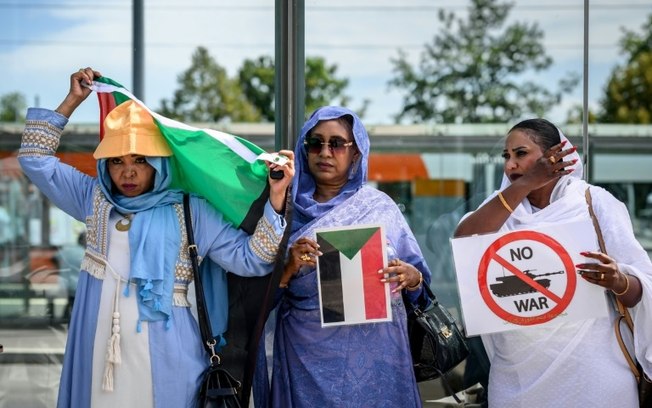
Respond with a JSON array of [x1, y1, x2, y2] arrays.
[[451, 218, 610, 336]]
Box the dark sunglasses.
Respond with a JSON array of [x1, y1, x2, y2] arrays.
[[303, 137, 354, 154]]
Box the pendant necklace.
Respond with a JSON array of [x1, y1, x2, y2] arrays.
[[115, 213, 133, 232]]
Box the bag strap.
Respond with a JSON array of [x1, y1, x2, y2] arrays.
[[183, 194, 221, 364], [584, 188, 641, 382], [422, 281, 436, 302]]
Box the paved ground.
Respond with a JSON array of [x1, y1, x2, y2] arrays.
[[0, 327, 65, 408], [0, 326, 482, 407]]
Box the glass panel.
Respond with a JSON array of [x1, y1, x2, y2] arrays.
[[0, 2, 274, 406], [304, 0, 651, 403]]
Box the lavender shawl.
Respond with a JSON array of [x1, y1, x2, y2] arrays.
[[259, 106, 430, 407]]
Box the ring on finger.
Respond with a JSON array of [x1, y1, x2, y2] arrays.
[[548, 156, 556, 164], [300, 254, 311, 262], [600, 272, 605, 280], [399, 274, 405, 282]]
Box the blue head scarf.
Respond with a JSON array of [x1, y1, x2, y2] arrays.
[[97, 156, 184, 328], [291, 106, 370, 233]]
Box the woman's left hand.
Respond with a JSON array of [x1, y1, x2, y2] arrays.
[[576, 251, 627, 292], [379, 259, 423, 293], [267, 149, 295, 213]]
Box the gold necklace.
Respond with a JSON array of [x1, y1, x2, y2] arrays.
[[115, 213, 133, 232]]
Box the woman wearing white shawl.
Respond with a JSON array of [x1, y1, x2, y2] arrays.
[[455, 118, 652, 407]]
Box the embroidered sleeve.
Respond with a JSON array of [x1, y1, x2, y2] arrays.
[[18, 108, 67, 158], [248, 214, 282, 263], [17, 107, 96, 228]]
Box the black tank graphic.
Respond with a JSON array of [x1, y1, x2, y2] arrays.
[[489, 269, 565, 298]]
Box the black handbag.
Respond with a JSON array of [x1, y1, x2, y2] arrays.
[[183, 194, 242, 408], [405, 284, 469, 402]]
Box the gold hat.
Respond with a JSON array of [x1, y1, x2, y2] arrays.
[[93, 100, 173, 159]]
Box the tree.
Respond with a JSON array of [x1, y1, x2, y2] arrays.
[[304, 56, 355, 116], [159, 47, 261, 122], [238, 55, 362, 122], [564, 104, 597, 124], [0, 92, 27, 122], [388, 0, 578, 124], [238, 56, 276, 121], [599, 14, 652, 124]]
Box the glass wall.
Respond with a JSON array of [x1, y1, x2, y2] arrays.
[[1, 0, 651, 406], [304, 1, 652, 402], [0, 1, 276, 406]]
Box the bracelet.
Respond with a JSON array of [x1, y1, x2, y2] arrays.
[[498, 192, 514, 214], [405, 271, 423, 291], [611, 273, 630, 296]]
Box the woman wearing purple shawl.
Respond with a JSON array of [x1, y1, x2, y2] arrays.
[[260, 106, 431, 407]]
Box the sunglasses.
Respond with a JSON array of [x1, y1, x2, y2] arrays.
[[303, 137, 354, 154]]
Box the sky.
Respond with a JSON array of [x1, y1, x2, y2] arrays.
[[1, 0, 651, 126]]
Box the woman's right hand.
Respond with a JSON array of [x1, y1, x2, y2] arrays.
[[55, 67, 102, 118], [267, 149, 295, 213], [279, 237, 322, 287], [518, 141, 577, 191], [456, 141, 577, 237]]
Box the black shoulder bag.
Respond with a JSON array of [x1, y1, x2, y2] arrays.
[[183, 194, 242, 408], [404, 284, 469, 403]]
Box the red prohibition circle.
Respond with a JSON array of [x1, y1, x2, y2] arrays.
[[478, 230, 577, 326]]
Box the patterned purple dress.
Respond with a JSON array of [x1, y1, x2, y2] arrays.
[[256, 106, 431, 408]]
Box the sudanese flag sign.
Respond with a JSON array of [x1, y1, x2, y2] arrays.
[[315, 224, 391, 327]]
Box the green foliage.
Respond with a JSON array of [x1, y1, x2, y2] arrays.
[[159, 46, 261, 122], [599, 14, 652, 124], [0, 92, 27, 122], [304, 56, 352, 115], [238, 56, 276, 121], [564, 104, 596, 125], [238, 55, 358, 121], [388, 0, 578, 124], [161, 47, 357, 123]]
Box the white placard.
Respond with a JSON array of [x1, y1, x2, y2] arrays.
[[451, 218, 609, 336]]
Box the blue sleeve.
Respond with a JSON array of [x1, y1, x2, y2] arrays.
[[191, 197, 286, 277], [17, 108, 96, 222], [391, 233, 432, 309], [387, 205, 432, 308]]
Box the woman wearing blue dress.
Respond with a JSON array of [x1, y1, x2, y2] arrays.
[[18, 67, 294, 408]]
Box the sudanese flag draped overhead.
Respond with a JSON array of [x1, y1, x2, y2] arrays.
[[91, 77, 294, 407], [91, 76, 270, 233]]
